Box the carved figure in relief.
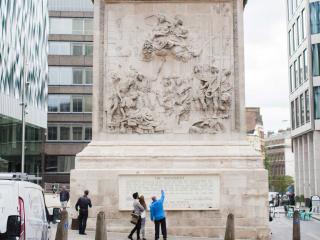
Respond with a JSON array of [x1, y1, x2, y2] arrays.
[[189, 118, 224, 134], [142, 15, 201, 62]]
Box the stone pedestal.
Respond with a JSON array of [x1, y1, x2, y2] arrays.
[[71, 135, 269, 239], [71, 0, 270, 238]]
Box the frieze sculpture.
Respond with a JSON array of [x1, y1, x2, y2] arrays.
[[105, 14, 233, 134], [142, 15, 201, 62]]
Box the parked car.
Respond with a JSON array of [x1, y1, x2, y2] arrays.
[[0, 173, 59, 240]]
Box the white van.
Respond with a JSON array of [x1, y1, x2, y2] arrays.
[[0, 173, 59, 240]]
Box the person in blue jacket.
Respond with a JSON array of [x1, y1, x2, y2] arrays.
[[150, 190, 167, 240]]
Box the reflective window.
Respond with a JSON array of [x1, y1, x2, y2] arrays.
[[48, 126, 58, 140], [294, 60, 299, 88], [49, 67, 92, 85], [72, 127, 83, 140], [48, 95, 92, 113], [49, 41, 93, 56], [314, 86, 320, 119], [299, 54, 303, 85], [291, 101, 295, 129], [311, 2, 320, 34], [300, 94, 305, 125], [85, 127, 92, 140], [45, 155, 75, 173], [73, 97, 83, 112], [305, 90, 310, 122], [50, 18, 93, 35], [293, 23, 297, 51], [60, 127, 70, 140], [288, 0, 293, 19], [303, 49, 308, 81], [295, 98, 300, 127], [302, 9, 306, 39], [289, 30, 292, 56], [312, 44, 320, 76], [289, 65, 294, 92]]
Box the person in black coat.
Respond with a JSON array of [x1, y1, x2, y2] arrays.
[[75, 190, 92, 235], [59, 186, 70, 210]]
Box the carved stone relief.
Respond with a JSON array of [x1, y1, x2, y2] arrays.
[[105, 8, 234, 134]]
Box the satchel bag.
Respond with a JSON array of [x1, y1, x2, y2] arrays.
[[130, 212, 139, 225]]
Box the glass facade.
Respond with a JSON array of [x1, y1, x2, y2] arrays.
[[315, 86, 320, 119], [45, 155, 75, 173], [312, 43, 320, 76], [310, 2, 320, 34], [0, 115, 43, 173], [0, 0, 48, 110]]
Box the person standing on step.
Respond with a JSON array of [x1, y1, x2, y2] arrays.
[[75, 190, 92, 235], [150, 190, 167, 240]]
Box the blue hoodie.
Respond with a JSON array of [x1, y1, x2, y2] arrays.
[[150, 190, 165, 221]]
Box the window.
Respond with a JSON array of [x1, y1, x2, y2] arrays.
[[85, 127, 92, 140], [84, 96, 92, 112], [299, 55, 303, 84], [60, 127, 70, 140], [290, 65, 294, 92], [45, 155, 75, 173], [49, 18, 93, 35], [291, 101, 295, 129], [59, 95, 71, 112], [48, 127, 58, 140], [85, 44, 93, 56], [288, 30, 292, 56], [73, 69, 83, 84], [312, 44, 320, 76], [300, 94, 305, 125], [49, 42, 71, 55], [48, 67, 92, 85], [306, 90, 310, 122], [294, 60, 299, 88], [288, 0, 293, 19], [295, 98, 300, 127], [302, 9, 306, 39], [48, 0, 93, 12], [293, 23, 297, 51], [85, 69, 93, 84], [48, 95, 59, 112], [310, 2, 320, 34], [303, 49, 308, 81], [293, 0, 296, 12], [297, 16, 302, 46], [314, 86, 320, 119], [49, 42, 93, 56], [72, 127, 83, 140], [73, 97, 83, 112], [72, 43, 83, 56]]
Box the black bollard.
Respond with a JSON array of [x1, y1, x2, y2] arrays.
[[224, 213, 235, 240], [293, 210, 300, 240], [55, 210, 68, 240], [95, 211, 107, 240]]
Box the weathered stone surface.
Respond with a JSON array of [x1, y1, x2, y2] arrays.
[[70, 0, 270, 239]]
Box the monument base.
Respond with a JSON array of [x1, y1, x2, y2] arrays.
[[70, 137, 270, 239]]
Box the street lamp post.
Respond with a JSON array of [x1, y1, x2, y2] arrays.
[[21, 56, 28, 174]]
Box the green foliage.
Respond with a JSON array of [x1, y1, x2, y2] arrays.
[[264, 156, 271, 172], [269, 175, 294, 193]]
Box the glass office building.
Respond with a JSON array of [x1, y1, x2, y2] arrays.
[[0, 0, 48, 174], [286, 0, 320, 198]]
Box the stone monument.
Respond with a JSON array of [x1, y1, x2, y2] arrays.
[[70, 0, 270, 239]]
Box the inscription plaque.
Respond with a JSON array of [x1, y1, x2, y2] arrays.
[[119, 174, 220, 210]]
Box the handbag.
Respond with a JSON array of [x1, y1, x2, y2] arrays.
[[130, 212, 139, 225]]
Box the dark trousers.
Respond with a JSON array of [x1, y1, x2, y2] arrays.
[[154, 217, 167, 240], [129, 216, 142, 239], [78, 210, 88, 234]]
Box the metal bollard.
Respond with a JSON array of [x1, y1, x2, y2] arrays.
[[55, 210, 68, 240], [293, 210, 300, 240], [95, 211, 107, 240], [224, 213, 235, 240]]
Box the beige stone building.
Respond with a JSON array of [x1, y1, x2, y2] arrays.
[[246, 107, 265, 155]]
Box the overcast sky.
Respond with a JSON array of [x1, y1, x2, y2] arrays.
[[244, 0, 290, 133]]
